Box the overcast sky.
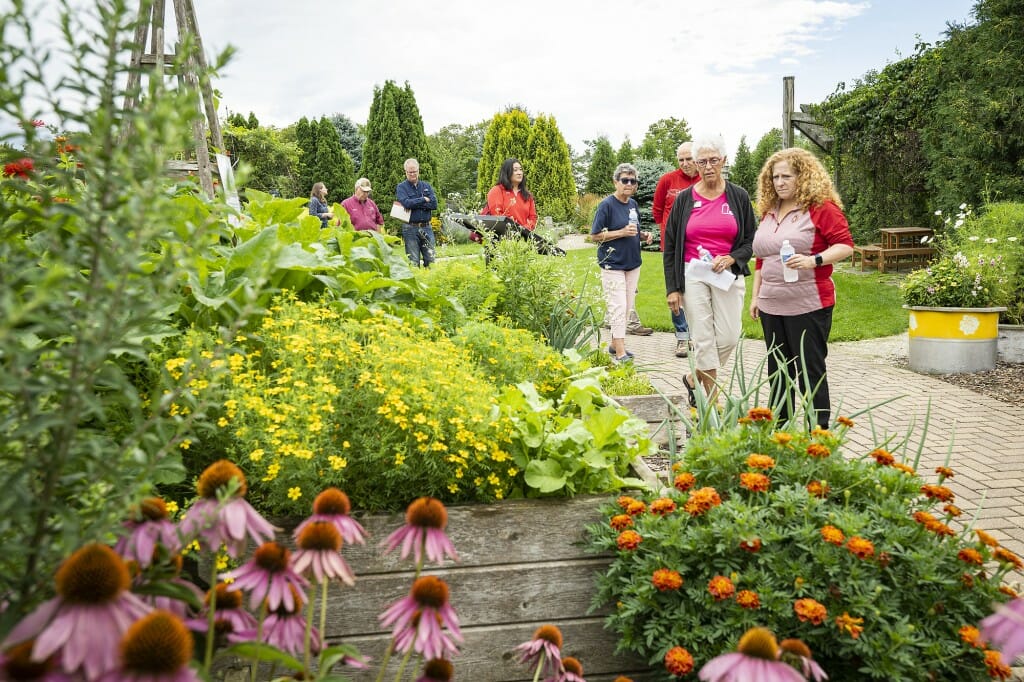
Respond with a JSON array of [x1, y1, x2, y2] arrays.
[[12, 1, 977, 158]]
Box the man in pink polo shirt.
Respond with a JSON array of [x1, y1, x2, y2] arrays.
[[341, 177, 384, 232]]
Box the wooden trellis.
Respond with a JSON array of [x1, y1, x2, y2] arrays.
[[123, 0, 223, 196]]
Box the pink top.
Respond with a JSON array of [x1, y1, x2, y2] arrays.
[[682, 190, 738, 263], [340, 195, 384, 231]]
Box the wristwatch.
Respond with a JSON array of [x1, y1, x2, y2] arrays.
[[814, 254, 824, 267]]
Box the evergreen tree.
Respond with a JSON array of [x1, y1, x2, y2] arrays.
[[638, 117, 692, 162], [476, 108, 531, 199], [246, 111, 259, 130], [361, 81, 407, 221], [526, 114, 577, 222], [295, 116, 318, 195], [617, 136, 635, 163], [394, 81, 434, 180], [585, 135, 617, 195], [227, 112, 247, 128], [729, 135, 758, 195], [329, 113, 364, 170], [751, 128, 784, 187], [312, 117, 354, 205]]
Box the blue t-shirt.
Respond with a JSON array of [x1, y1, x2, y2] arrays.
[[591, 195, 642, 270]]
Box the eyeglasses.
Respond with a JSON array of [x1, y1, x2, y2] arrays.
[[617, 177, 638, 185], [695, 157, 722, 168]]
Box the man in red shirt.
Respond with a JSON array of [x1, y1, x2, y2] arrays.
[[653, 142, 699, 357]]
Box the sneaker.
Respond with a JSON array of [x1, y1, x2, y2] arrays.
[[612, 353, 634, 365], [607, 345, 635, 359], [675, 340, 690, 358], [627, 324, 654, 336]]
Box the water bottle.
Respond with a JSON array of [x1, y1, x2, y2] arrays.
[[697, 244, 714, 264], [780, 240, 798, 282], [627, 208, 638, 229]]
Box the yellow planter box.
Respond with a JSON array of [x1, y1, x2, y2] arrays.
[[905, 306, 1006, 374]]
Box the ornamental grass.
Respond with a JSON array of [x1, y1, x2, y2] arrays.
[[587, 408, 1022, 681]]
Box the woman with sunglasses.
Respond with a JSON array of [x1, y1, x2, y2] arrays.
[[591, 163, 653, 363], [663, 133, 756, 406]]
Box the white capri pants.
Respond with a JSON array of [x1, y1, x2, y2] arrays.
[[683, 274, 746, 372], [601, 267, 641, 340]]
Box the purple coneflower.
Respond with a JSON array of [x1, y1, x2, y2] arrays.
[[114, 497, 181, 568], [185, 583, 257, 644], [698, 627, 806, 682], [236, 586, 321, 657], [0, 640, 71, 681], [416, 658, 454, 682], [293, 488, 367, 545], [382, 497, 458, 566], [778, 638, 828, 681], [221, 541, 309, 613], [980, 596, 1024, 660], [178, 460, 277, 558], [96, 610, 200, 682], [291, 521, 356, 585], [552, 656, 586, 682], [379, 575, 463, 660], [1, 543, 151, 681], [514, 624, 564, 679]]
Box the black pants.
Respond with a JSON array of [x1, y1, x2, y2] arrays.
[[759, 306, 834, 430]]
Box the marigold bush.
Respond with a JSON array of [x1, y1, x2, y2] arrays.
[[586, 412, 1021, 681]]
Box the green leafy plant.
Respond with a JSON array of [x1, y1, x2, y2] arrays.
[[586, 409, 1020, 681], [900, 250, 1011, 308]]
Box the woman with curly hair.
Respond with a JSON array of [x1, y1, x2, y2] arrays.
[[749, 148, 854, 429]]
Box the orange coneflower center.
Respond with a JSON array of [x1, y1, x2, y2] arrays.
[[779, 638, 813, 659], [737, 627, 779, 661], [313, 487, 352, 515], [411, 575, 450, 608], [55, 543, 130, 604], [130, 497, 169, 521], [562, 656, 583, 675], [207, 582, 243, 609], [533, 624, 564, 648], [297, 521, 342, 552], [422, 658, 454, 681], [196, 459, 247, 499], [2, 640, 53, 679], [121, 610, 193, 673], [406, 497, 447, 529], [253, 542, 290, 572]]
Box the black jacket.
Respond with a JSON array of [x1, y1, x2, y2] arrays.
[[662, 181, 756, 295]]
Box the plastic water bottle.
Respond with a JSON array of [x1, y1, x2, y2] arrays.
[[627, 208, 638, 228], [697, 244, 714, 264], [780, 240, 798, 282]]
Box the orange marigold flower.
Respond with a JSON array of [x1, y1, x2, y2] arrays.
[[649, 498, 677, 516], [846, 536, 875, 559], [671, 461, 684, 472], [913, 511, 938, 527], [944, 504, 963, 517], [673, 472, 696, 492], [683, 487, 722, 516], [747, 407, 773, 422], [739, 472, 771, 493], [930, 521, 955, 537], [708, 575, 735, 601], [1000, 586, 1019, 598], [869, 448, 895, 466], [958, 548, 984, 566], [837, 416, 855, 427], [806, 480, 830, 498], [810, 427, 833, 439], [771, 431, 793, 446], [960, 625, 986, 648], [616, 495, 638, 510], [652, 568, 683, 592], [994, 548, 1024, 570], [736, 590, 760, 609], [820, 525, 845, 546], [610, 514, 633, 531], [626, 500, 646, 516], [806, 443, 831, 458], [892, 462, 916, 475], [976, 529, 1000, 547], [616, 530, 642, 551], [794, 598, 828, 625], [739, 538, 762, 553], [745, 453, 776, 469], [935, 466, 955, 478], [737, 416, 752, 425], [962, 573, 975, 589], [984, 649, 1012, 680], [835, 612, 864, 639], [664, 646, 694, 676], [921, 484, 955, 503]]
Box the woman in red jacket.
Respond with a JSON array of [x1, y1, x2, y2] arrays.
[[483, 158, 537, 230]]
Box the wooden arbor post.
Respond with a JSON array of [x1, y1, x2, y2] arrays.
[[782, 76, 840, 189], [124, 0, 223, 197]]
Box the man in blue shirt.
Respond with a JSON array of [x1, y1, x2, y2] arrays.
[[395, 158, 438, 268]]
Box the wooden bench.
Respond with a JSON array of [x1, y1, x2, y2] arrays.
[[852, 244, 934, 273], [852, 244, 882, 271]]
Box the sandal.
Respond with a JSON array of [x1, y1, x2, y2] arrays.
[[683, 375, 697, 408]]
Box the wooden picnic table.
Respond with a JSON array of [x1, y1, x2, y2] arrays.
[[880, 226, 933, 249], [853, 227, 936, 273]]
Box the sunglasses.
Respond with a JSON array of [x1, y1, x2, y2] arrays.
[[617, 177, 638, 185]]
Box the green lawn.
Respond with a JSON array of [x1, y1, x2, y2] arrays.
[[563, 249, 908, 342]]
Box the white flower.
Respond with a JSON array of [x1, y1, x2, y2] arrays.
[[985, 237, 998, 243], [953, 252, 970, 267], [968, 236, 980, 241], [1009, 236, 1019, 242], [959, 203, 968, 210], [934, 209, 943, 216], [920, 235, 932, 244]]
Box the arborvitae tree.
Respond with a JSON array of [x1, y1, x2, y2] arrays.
[[729, 135, 758, 195], [361, 81, 407, 220], [295, 117, 317, 195], [246, 111, 259, 130], [393, 81, 434, 180], [638, 117, 692, 163], [476, 108, 531, 199], [526, 114, 577, 222], [585, 135, 617, 195], [329, 112, 364, 170], [751, 128, 784, 186], [227, 112, 247, 128], [617, 136, 635, 163], [311, 117, 354, 204]]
